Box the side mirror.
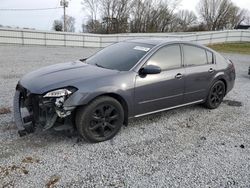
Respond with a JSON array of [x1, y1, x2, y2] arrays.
[[139, 65, 161, 75]]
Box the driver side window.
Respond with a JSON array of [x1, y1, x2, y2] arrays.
[[147, 44, 182, 70]]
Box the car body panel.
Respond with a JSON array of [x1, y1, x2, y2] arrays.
[[183, 64, 217, 103], [134, 68, 185, 115], [213, 52, 235, 93], [14, 39, 236, 135], [19, 61, 119, 94], [64, 71, 136, 117]]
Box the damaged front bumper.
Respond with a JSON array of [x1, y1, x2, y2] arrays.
[[13, 84, 76, 136]]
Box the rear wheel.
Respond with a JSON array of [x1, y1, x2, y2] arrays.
[[204, 80, 225, 109], [76, 96, 124, 143]]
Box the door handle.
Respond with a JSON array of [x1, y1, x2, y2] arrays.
[[208, 68, 215, 73], [175, 73, 183, 79]]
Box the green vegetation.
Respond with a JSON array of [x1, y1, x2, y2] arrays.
[[208, 42, 250, 55]]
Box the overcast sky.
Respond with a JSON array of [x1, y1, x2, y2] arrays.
[[0, 0, 249, 32]]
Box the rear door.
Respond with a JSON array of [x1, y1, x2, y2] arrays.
[[182, 44, 216, 103], [134, 44, 185, 116]]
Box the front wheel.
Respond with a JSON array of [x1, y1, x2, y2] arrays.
[[76, 96, 124, 143], [204, 80, 226, 109]]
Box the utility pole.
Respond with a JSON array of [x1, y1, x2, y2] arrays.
[[60, 0, 69, 32]]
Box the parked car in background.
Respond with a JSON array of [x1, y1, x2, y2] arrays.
[[13, 39, 235, 142]]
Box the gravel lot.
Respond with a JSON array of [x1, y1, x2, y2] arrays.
[[0, 45, 250, 188]]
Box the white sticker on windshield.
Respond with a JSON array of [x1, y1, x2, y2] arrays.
[[133, 46, 150, 52]]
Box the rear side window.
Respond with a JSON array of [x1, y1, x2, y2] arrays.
[[183, 45, 207, 66], [146, 45, 182, 70]]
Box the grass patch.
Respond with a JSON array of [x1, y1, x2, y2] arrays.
[[208, 42, 250, 54]]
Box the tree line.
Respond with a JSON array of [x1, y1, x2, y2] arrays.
[[53, 0, 250, 33]]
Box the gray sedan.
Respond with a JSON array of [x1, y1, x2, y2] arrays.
[[14, 39, 235, 142]]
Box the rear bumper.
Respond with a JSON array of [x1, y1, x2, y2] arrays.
[[225, 63, 236, 94], [226, 75, 235, 94]]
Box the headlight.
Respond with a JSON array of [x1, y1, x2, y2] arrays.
[[44, 88, 74, 98]]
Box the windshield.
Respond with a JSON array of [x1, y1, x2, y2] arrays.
[[86, 42, 154, 71]]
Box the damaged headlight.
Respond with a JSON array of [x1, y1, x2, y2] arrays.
[[44, 89, 73, 98], [43, 87, 77, 107], [42, 87, 77, 118]]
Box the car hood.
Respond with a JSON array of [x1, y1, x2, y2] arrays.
[[19, 61, 119, 94]]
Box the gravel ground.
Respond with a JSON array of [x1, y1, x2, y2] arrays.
[[0, 45, 250, 188]]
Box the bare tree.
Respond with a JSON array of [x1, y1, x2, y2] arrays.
[[156, 1, 179, 32], [82, 0, 100, 32], [61, 15, 75, 32], [82, 0, 207, 33], [82, 0, 183, 33], [197, 0, 247, 30], [243, 10, 250, 25], [175, 10, 197, 31], [129, 0, 146, 32], [52, 20, 63, 31], [84, 19, 103, 33], [82, 0, 99, 21], [100, 0, 131, 33], [227, 7, 248, 28], [130, 0, 179, 33]]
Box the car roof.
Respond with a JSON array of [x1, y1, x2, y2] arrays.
[[125, 38, 181, 46], [124, 38, 214, 52]]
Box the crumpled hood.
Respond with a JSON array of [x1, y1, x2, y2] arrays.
[[19, 61, 118, 94]]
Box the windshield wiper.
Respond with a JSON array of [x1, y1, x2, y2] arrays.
[[79, 58, 87, 63], [95, 63, 106, 69]]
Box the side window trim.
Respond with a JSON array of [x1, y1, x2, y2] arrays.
[[205, 50, 209, 64], [143, 43, 183, 72], [205, 49, 215, 64]]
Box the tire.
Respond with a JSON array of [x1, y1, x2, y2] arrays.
[[204, 80, 226, 109], [76, 96, 124, 143]]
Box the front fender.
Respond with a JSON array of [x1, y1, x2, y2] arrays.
[[64, 86, 134, 116], [64, 71, 136, 116]]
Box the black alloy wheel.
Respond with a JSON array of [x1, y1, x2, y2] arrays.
[[76, 96, 124, 143], [204, 80, 225, 109], [89, 104, 119, 138]]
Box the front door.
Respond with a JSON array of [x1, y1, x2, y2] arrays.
[[134, 44, 185, 116]]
